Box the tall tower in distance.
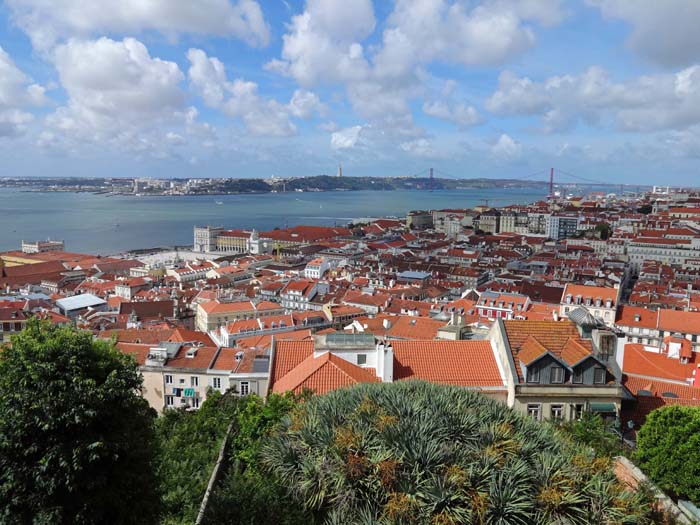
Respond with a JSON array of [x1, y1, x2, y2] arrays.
[[337, 163, 343, 177]]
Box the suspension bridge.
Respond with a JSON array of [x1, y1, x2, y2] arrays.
[[403, 167, 642, 202]]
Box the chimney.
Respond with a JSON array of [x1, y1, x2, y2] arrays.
[[376, 341, 393, 382]]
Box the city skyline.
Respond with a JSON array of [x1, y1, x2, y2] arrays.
[[1, 0, 700, 183]]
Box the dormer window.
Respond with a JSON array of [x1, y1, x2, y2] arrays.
[[527, 367, 540, 383], [572, 367, 583, 384], [550, 366, 564, 384], [593, 367, 606, 384]]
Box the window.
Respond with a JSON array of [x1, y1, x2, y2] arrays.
[[550, 366, 565, 384], [165, 395, 174, 407], [191, 376, 199, 387], [165, 374, 173, 385], [239, 381, 250, 396], [593, 367, 607, 384], [551, 404, 564, 421], [192, 397, 200, 409], [527, 404, 541, 421], [357, 354, 367, 365], [213, 377, 222, 389], [571, 403, 585, 421], [179, 378, 186, 385], [572, 367, 583, 384], [527, 367, 540, 383]]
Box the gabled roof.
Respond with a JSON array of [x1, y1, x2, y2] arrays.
[[561, 337, 595, 366], [517, 335, 549, 366], [271, 351, 378, 394], [502, 320, 594, 381]]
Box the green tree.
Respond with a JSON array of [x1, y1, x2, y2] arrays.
[[0, 319, 159, 524], [557, 413, 622, 458], [202, 392, 313, 525], [638, 204, 653, 214], [595, 223, 612, 240], [156, 390, 240, 524], [262, 381, 651, 525], [635, 405, 700, 502]]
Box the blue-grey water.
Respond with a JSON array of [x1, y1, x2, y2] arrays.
[[1, 187, 548, 254]]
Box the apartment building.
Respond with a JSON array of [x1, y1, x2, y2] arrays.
[[559, 283, 619, 327], [195, 299, 285, 332], [488, 316, 623, 423]]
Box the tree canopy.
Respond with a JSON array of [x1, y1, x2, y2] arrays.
[[261, 381, 650, 525], [0, 319, 160, 524], [635, 405, 700, 503], [156, 390, 241, 524]]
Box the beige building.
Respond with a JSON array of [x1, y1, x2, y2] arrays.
[[559, 283, 619, 327], [489, 317, 622, 423], [118, 342, 270, 412], [196, 299, 285, 332]]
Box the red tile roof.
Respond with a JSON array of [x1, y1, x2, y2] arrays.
[[503, 320, 594, 381], [622, 344, 696, 383], [271, 352, 379, 394], [392, 340, 505, 388]]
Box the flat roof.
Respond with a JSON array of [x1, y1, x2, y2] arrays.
[[56, 294, 106, 311]]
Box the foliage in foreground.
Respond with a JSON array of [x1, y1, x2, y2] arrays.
[[0, 319, 159, 524], [557, 413, 622, 459], [261, 381, 653, 525], [635, 405, 700, 503], [202, 392, 314, 525], [156, 390, 240, 525]]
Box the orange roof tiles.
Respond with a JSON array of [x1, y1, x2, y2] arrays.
[[116, 342, 151, 365], [272, 352, 378, 394], [615, 305, 658, 329], [166, 346, 218, 369], [269, 340, 314, 386], [622, 344, 696, 383], [562, 283, 618, 304], [517, 335, 549, 366], [503, 320, 594, 381], [658, 310, 700, 334], [392, 340, 505, 388]]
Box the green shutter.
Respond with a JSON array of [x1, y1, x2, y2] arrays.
[[589, 402, 616, 413]]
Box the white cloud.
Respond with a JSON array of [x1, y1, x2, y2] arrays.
[[374, 0, 554, 73], [269, 0, 562, 125], [187, 48, 299, 137], [50, 38, 185, 134], [491, 133, 522, 158], [42, 37, 206, 158], [7, 0, 270, 50], [269, 0, 374, 87], [400, 138, 434, 157], [486, 65, 700, 132], [331, 125, 363, 150], [587, 0, 700, 67], [288, 89, 326, 119], [0, 46, 47, 137], [422, 100, 482, 127]]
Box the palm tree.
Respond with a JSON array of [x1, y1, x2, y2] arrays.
[[261, 381, 648, 525]]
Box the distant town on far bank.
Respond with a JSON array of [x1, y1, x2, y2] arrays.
[[0, 169, 659, 197]]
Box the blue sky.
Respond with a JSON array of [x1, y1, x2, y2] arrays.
[[1, 0, 700, 184]]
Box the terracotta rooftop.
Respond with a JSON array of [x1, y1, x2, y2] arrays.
[[271, 351, 379, 394], [392, 340, 505, 388], [622, 344, 696, 383], [502, 320, 594, 381]]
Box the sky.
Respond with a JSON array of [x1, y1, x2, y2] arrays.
[[1, 0, 700, 184]]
